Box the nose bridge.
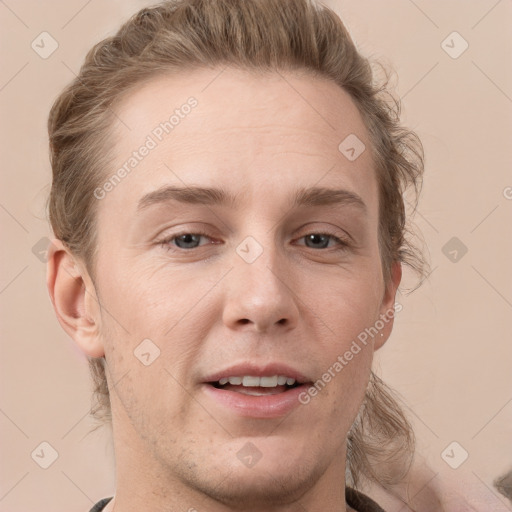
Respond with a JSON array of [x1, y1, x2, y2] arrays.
[[222, 230, 299, 333], [237, 233, 284, 297]]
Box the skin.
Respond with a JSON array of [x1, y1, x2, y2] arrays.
[[47, 67, 402, 512]]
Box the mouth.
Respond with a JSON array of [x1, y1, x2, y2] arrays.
[[208, 375, 302, 396], [202, 365, 312, 418]]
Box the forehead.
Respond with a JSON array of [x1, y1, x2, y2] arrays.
[[103, 67, 377, 215]]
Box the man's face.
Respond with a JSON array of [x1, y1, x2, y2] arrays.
[[89, 67, 398, 506]]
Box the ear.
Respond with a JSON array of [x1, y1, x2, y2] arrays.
[[374, 260, 402, 351], [46, 239, 105, 358]]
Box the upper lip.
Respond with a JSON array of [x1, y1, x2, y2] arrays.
[[203, 362, 311, 384]]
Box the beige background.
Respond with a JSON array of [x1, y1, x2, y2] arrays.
[[1, 1, 511, 511]]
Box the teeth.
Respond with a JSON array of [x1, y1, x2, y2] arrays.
[[260, 376, 278, 387], [217, 375, 298, 387], [242, 376, 260, 387]]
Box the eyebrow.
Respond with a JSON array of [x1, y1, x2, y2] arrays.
[[136, 185, 367, 213]]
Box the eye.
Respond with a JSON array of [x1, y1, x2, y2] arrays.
[[157, 230, 350, 253], [296, 232, 349, 251], [159, 231, 215, 251]]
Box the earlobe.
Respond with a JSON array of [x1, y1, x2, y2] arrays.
[[374, 261, 402, 351], [46, 239, 105, 358]]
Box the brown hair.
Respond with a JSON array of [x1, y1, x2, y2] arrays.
[[48, 0, 424, 495]]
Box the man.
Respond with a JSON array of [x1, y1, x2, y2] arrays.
[[45, 1, 496, 510]]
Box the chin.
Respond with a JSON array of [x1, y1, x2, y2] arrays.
[[181, 442, 328, 510], [196, 462, 321, 509]]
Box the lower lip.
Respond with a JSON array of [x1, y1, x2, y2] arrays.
[[202, 384, 309, 418]]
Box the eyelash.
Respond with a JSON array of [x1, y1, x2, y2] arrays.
[[157, 230, 350, 253]]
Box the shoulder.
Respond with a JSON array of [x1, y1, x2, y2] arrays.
[[346, 487, 387, 512], [88, 497, 113, 512]]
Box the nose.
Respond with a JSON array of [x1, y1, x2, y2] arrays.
[[222, 240, 300, 334]]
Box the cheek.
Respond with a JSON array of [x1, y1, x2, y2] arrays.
[[99, 288, 200, 431], [317, 266, 383, 338], [96, 262, 214, 390], [313, 338, 374, 435], [97, 258, 207, 334], [304, 269, 381, 415]]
